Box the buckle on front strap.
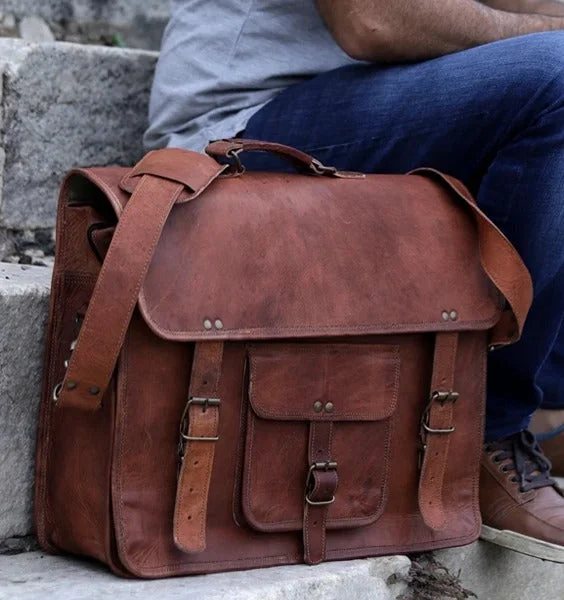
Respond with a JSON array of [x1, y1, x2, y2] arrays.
[[305, 461, 338, 506], [418, 391, 459, 469], [430, 391, 460, 404], [179, 397, 221, 443], [178, 397, 221, 469], [421, 391, 459, 434]]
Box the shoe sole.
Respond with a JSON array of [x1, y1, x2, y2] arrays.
[[481, 525, 564, 563]]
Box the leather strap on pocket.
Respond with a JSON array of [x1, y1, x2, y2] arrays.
[[303, 421, 338, 565], [418, 332, 459, 531], [174, 341, 224, 554]]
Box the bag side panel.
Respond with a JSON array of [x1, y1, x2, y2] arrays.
[[35, 183, 118, 568]]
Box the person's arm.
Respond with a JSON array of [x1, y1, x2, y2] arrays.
[[315, 0, 564, 62], [480, 0, 564, 16]]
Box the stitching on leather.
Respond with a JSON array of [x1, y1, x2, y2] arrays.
[[231, 350, 250, 528], [243, 345, 399, 530], [199, 410, 219, 546], [63, 177, 183, 407], [113, 335, 483, 575], [470, 337, 487, 529], [114, 324, 130, 566], [248, 347, 400, 421], [176, 343, 223, 550], [243, 426, 391, 529], [37, 271, 99, 550], [420, 333, 458, 528], [138, 309, 501, 340]]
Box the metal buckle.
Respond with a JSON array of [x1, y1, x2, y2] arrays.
[[420, 391, 459, 435], [422, 422, 456, 434], [305, 461, 338, 506], [418, 391, 459, 468], [430, 391, 460, 404], [179, 397, 221, 444]]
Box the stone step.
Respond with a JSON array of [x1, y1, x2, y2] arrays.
[[0, 0, 168, 28], [437, 540, 564, 598], [0, 38, 156, 232], [1, 542, 563, 600], [0, 263, 51, 540], [0, 0, 169, 50], [0, 553, 410, 600]]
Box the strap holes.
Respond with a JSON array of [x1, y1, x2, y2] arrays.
[[188, 515, 192, 521], [189, 488, 194, 493], [203, 380, 208, 386], [313, 521, 318, 526], [194, 460, 199, 466]]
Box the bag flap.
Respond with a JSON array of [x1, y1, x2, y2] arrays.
[[248, 343, 399, 421], [80, 169, 503, 341], [138, 172, 502, 340]]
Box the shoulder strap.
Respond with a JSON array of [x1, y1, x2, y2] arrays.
[[410, 168, 533, 348], [56, 149, 226, 411], [57, 159, 532, 411]]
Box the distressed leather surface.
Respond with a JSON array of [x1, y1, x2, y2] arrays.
[[35, 144, 532, 578], [138, 172, 503, 340]]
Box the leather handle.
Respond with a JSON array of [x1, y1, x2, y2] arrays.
[[410, 168, 533, 347], [205, 138, 356, 177]]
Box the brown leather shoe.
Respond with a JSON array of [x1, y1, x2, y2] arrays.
[[539, 429, 564, 478], [480, 430, 564, 562]]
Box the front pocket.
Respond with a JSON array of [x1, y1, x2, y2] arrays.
[[241, 343, 400, 532]]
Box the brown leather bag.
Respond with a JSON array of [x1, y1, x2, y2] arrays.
[[35, 139, 532, 578]]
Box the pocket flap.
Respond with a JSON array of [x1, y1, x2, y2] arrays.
[[248, 344, 400, 421]]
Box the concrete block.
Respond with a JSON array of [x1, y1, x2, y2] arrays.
[[0, 38, 157, 229], [0, 1, 169, 50], [0, 553, 410, 600], [436, 539, 564, 598], [0, 0, 169, 29], [0, 263, 51, 539], [18, 16, 55, 43]]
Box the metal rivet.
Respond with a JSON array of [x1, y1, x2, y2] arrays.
[[325, 402, 334, 413], [64, 359, 70, 369], [70, 340, 77, 351], [89, 386, 101, 396], [441, 311, 450, 322], [214, 319, 224, 330], [66, 381, 77, 390], [449, 310, 458, 321], [52, 382, 62, 403], [313, 401, 323, 413], [203, 319, 213, 330]]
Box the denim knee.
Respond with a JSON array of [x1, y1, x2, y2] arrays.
[[499, 32, 564, 109]]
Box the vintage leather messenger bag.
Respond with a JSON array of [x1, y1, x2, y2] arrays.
[[35, 139, 532, 578]]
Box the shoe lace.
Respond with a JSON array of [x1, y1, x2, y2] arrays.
[[485, 430, 556, 493]]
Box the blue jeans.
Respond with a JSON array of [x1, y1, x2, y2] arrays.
[[242, 32, 564, 441]]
